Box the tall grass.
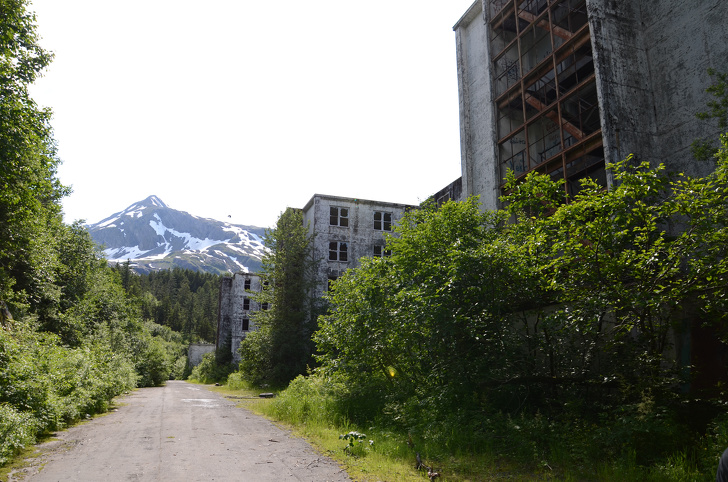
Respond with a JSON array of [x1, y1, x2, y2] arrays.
[[221, 373, 728, 481]]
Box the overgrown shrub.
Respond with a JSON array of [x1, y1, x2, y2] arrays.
[[0, 320, 137, 465], [189, 352, 234, 384]]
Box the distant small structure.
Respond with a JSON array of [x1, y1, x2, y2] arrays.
[[188, 343, 215, 367]]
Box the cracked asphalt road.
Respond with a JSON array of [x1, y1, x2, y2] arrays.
[[12, 381, 350, 482]]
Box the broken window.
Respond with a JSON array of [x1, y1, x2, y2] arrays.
[[243, 297, 250, 310], [328, 241, 348, 262], [244, 278, 251, 290], [374, 212, 392, 231], [490, 0, 602, 195], [242, 317, 249, 331], [329, 206, 349, 227], [373, 246, 391, 258]]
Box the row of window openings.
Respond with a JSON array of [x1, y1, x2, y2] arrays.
[[329, 242, 391, 262], [330, 207, 392, 231], [498, 81, 600, 175], [242, 298, 269, 311], [494, 32, 592, 102], [490, 0, 588, 58], [242, 279, 269, 291]]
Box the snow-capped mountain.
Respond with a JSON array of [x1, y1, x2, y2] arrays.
[[88, 195, 268, 274]]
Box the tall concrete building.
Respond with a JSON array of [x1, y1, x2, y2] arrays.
[[301, 194, 416, 298], [454, 0, 728, 211], [217, 272, 266, 363]]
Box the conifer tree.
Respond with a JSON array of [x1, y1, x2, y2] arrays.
[[239, 208, 318, 386]]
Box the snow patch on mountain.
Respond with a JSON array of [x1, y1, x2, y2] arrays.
[[89, 195, 268, 274]]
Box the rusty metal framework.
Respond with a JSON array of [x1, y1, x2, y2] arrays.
[[490, 0, 605, 195]]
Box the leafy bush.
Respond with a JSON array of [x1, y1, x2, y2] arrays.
[[0, 404, 38, 466], [0, 320, 137, 465], [189, 352, 234, 384], [264, 375, 344, 427]]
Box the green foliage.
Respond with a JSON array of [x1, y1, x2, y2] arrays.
[[238, 207, 319, 386], [189, 352, 234, 385], [0, 0, 69, 314], [0, 1, 195, 466], [0, 320, 137, 464], [118, 267, 221, 343], [340, 431, 373, 456], [313, 136, 728, 472], [692, 69, 728, 161]]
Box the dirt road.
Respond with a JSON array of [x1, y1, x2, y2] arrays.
[[11, 381, 350, 482]]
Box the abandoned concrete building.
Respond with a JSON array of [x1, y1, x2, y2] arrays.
[[217, 195, 415, 361], [217, 272, 266, 363], [217, 0, 728, 365], [454, 0, 728, 211], [302, 194, 416, 298]]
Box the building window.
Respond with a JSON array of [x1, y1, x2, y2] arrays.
[[327, 275, 338, 291], [243, 297, 250, 310], [244, 278, 251, 290], [242, 317, 249, 331], [329, 241, 348, 262], [330, 206, 349, 227], [374, 211, 392, 231], [373, 246, 391, 258], [261, 302, 269, 311], [489, 0, 603, 194]]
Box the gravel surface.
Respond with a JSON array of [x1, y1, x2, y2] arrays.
[[10, 380, 350, 482]]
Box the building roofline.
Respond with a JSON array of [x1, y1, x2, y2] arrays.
[[301, 193, 419, 213], [453, 0, 482, 31]]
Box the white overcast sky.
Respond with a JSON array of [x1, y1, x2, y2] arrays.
[[29, 1, 476, 228]]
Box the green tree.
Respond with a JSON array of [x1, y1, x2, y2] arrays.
[[0, 0, 69, 315], [239, 208, 318, 386]]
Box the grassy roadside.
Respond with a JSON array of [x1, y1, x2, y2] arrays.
[[207, 382, 558, 481], [206, 376, 724, 481]]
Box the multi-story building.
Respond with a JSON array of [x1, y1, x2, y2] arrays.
[[217, 272, 267, 363], [301, 194, 416, 298], [218, 195, 415, 361], [454, 0, 728, 211]]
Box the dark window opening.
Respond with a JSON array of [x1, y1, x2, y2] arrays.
[[374, 211, 392, 231], [243, 298, 250, 310], [330, 206, 349, 227], [328, 241, 348, 262], [242, 317, 249, 331], [244, 278, 251, 290]]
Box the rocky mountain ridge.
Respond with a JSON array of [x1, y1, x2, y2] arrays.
[[87, 195, 267, 274]]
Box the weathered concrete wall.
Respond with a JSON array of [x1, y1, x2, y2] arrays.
[[589, 0, 728, 177], [188, 343, 215, 367], [217, 272, 262, 363], [430, 176, 463, 205], [587, 0, 655, 178], [454, 0, 501, 211], [641, 0, 728, 175], [302, 194, 415, 298]]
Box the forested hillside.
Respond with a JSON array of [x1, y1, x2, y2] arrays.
[[114, 263, 221, 343]]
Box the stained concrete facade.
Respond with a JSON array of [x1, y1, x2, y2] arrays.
[[188, 343, 215, 367], [301, 194, 416, 298], [454, 0, 728, 211], [217, 272, 264, 363]]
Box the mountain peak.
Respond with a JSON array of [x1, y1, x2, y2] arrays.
[[140, 195, 167, 208], [87, 197, 268, 275]]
